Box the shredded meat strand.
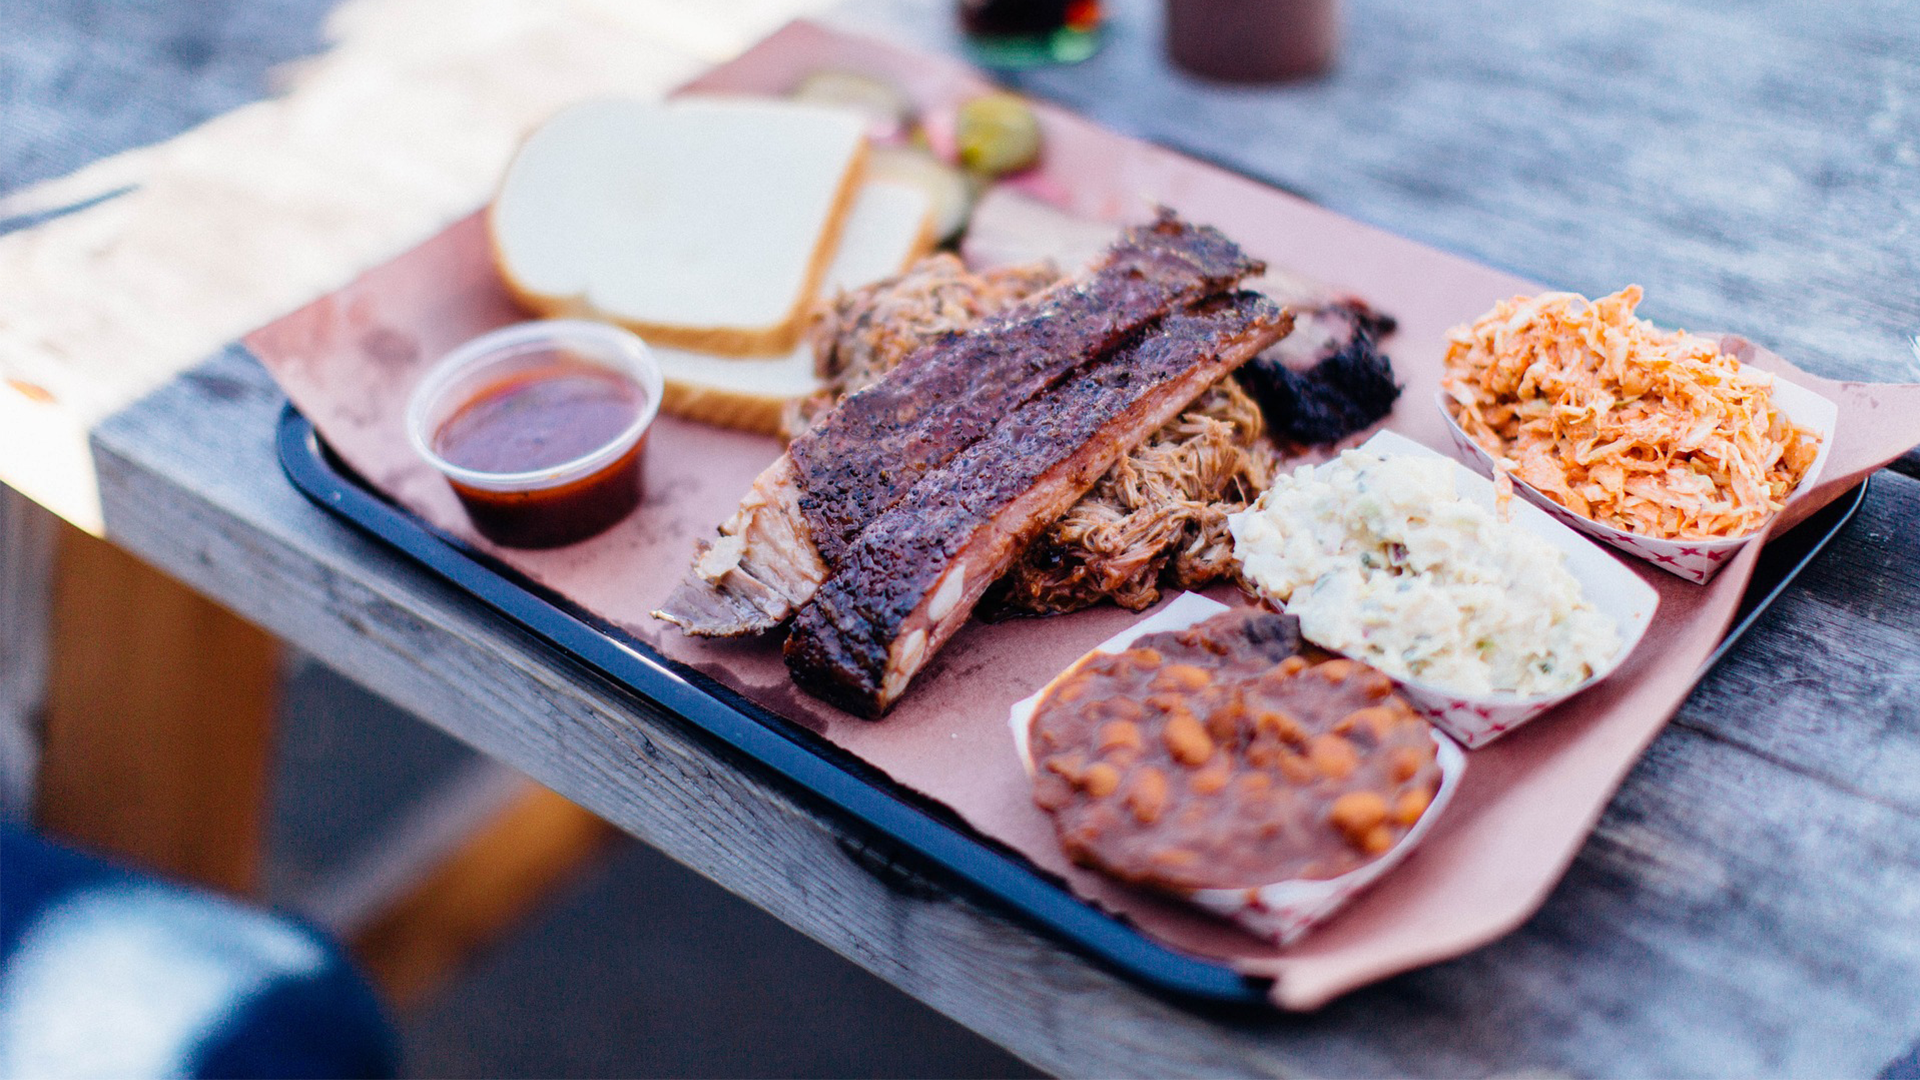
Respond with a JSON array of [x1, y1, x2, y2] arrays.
[[990, 379, 1274, 615]]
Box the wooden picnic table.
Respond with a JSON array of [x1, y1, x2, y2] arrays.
[[3, 0, 1917, 1075]]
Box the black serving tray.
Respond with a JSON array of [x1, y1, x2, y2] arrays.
[[276, 403, 1867, 1007]]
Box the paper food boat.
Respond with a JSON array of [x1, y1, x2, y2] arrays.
[[1009, 592, 1468, 945], [1436, 363, 1838, 584], [1258, 431, 1661, 748]]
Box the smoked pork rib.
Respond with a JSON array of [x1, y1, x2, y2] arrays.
[[784, 291, 1291, 717], [653, 455, 825, 636], [655, 211, 1263, 637], [789, 211, 1261, 568]]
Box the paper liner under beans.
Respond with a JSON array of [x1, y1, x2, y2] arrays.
[[1009, 593, 1468, 945], [1437, 349, 1838, 585]]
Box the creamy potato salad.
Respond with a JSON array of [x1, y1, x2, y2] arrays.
[[1227, 450, 1619, 697]]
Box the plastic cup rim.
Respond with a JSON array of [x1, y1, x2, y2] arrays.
[[404, 319, 663, 492]]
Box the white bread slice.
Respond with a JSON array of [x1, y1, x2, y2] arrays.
[[656, 177, 935, 434], [821, 179, 935, 296], [653, 347, 821, 435], [490, 96, 868, 356]]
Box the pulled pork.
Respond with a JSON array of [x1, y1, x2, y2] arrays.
[[989, 378, 1273, 615]]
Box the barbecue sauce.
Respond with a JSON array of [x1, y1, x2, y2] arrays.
[[432, 352, 648, 548]]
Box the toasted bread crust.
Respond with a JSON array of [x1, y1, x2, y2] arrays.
[[656, 379, 797, 436]]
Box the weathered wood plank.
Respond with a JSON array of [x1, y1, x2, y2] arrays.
[[838, 0, 1920, 481], [0, 0, 709, 530], [0, 0, 334, 196], [1261, 719, 1920, 1078], [89, 348, 1278, 1078], [1677, 490, 1920, 815], [84, 335, 1920, 1076]]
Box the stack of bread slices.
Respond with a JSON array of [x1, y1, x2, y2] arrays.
[[489, 96, 935, 435]]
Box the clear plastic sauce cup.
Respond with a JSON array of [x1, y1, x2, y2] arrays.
[[405, 320, 663, 548]]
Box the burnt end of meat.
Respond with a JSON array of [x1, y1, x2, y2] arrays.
[[1340, 298, 1396, 340], [1238, 299, 1402, 446], [787, 210, 1265, 568], [786, 292, 1289, 717], [1234, 610, 1303, 659], [1128, 609, 1299, 667]]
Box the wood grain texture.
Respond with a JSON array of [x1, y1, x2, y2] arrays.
[[88, 336, 1920, 1076], [0, 0, 334, 197], [0, 0, 709, 530], [34, 515, 281, 894], [1674, 487, 1920, 815]]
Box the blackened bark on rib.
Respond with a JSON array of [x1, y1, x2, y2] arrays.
[[786, 292, 1288, 717], [786, 210, 1263, 568]]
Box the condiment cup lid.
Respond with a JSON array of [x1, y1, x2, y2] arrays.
[[405, 319, 663, 493]]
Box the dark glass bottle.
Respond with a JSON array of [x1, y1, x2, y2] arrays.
[[959, 0, 1103, 68]]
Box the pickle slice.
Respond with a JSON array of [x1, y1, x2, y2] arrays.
[[956, 92, 1042, 177]]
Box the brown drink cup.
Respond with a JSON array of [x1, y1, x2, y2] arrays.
[[1166, 0, 1339, 83]]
